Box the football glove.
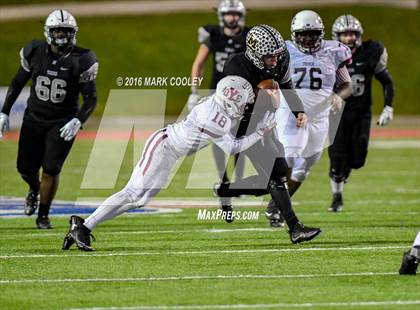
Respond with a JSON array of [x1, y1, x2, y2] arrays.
[[187, 93, 201, 111], [0, 112, 10, 140], [256, 111, 276, 136], [327, 93, 344, 113], [60, 118, 81, 141], [377, 106, 393, 126]]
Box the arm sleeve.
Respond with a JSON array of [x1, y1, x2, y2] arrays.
[[76, 51, 99, 123], [335, 65, 352, 86], [76, 81, 97, 123], [1, 66, 31, 115], [375, 69, 394, 108], [212, 131, 262, 155]]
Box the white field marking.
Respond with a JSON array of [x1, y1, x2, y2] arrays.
[[68, 300, 420, 310], [0, 246, 409, 259], [0, 272, 397, 285]]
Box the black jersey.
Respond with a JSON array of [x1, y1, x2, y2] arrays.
[[223, 52, 303, 135], [198, 25, 250, 89], [20, 40, 98, 121], [345, 40, 387, 114]]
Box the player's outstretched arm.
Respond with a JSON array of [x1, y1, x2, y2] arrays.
[[213, 111, 276, 155], [188, 45, 210, 111], [375, 69, 395, 126]]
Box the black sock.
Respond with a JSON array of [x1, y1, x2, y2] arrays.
[[269, 187, 299, 229], [38, 203, 50, 218], [21, 173, 40, 193]]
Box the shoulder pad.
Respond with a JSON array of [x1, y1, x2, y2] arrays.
[[19, 40, 43, 72], [198, 25, 217, 45]]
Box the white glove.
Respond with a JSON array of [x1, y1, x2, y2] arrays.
[[377, 106, 393, 126], [256, 111, 276, 136], [327, 93, 344, 113], [187, 93, 201, 111], [60, 118, 81, 141], [0, 112, 10, 140]]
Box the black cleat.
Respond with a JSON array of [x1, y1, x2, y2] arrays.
[[36, 216, 53, 229], [289, 222, 322, 244], [328, 193, 343, 212], [62, 233, 75, 250], [24, 190, 39, 216], [214, 183, 234, 223], [399, 247, 420, 275], [67, 215, 94, 251], [265, 200, 285, 228]]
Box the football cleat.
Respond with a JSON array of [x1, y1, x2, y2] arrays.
[[328, 193, 343, 212], [24, 190, 39, 216], [36, 216, 53, 229], [66, 215, 94, 251], [399, 247, 420, 275], [62, 233, 75, 250], [265, 200, 285, 228], [289, 222, 321, 244]]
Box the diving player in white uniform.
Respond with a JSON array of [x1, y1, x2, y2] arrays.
[[62, 75, 276, 251], [266, 10, 353, 226]]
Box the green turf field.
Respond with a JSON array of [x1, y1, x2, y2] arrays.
[[0, 6, 419, 115], [1, 134, 419, 309]]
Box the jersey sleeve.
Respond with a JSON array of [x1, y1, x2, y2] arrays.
[[374, 42, 388, 74], [198, 25, 213, 48], [19, 40, 41, 72], [79, 50, 99, 83], [276, 50, 292, 84], [332, 41, 352, 68]]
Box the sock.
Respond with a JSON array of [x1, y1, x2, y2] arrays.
[[21, 173, 40, 193], [38, 203, 50, 218], [330, 179, 344, 194], [413, 230, 420, 248], [269, 187, 299, 229]]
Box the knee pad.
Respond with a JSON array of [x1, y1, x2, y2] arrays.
[[329, 167, 351, 183], [42, 167, 61, 177], [268, 177, 288, 191]]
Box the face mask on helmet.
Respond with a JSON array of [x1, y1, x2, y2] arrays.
[[48, 27, 76, 50], [222, 12, 242, 29], [337, 31, 361, 48], [294, 30, 323, 52]]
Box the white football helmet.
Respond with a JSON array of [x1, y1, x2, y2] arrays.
[[217, 0, 246, 29], [332, 14, 364, 48], [214, 75, 254, 119], [245, 25, 286, 70], [291, 10, 324, 53], [44, 9, 78, 49]]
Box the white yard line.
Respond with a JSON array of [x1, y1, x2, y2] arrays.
[[0, 272, 397, 285], [0, 0, 417, 21], [68, 300, 420, 310], [0, 245, 408, 259]]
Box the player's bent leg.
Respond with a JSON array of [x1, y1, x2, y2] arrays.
[[212, 144, 229, 183], [268, 177, 321, 243], [400, 231, 420, 275]]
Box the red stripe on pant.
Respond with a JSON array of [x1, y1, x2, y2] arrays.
[[138, 128, 165, 169], [142, 134, 168, 175]]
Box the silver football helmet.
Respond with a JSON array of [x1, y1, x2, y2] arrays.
[[44, 9, 78, 49], [291, 10, 324, 53], [217, 0, 246, 29], [245, 25, 286, 70], [332, 14, 364, 48], [214, 75, 254, 119]]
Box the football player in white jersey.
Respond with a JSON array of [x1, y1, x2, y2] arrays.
[[62, 76, 277, 251], [267, 10, 353, 226]]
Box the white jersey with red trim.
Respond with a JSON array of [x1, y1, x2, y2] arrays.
[[286, 39, 352, 120], [166, 96, 233, 156]]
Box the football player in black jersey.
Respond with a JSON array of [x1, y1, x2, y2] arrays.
[[188, 0, 249, 185], [214, 24, 321, 244], [0, 10, 98, 228], [327, 15, 395, 212]]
